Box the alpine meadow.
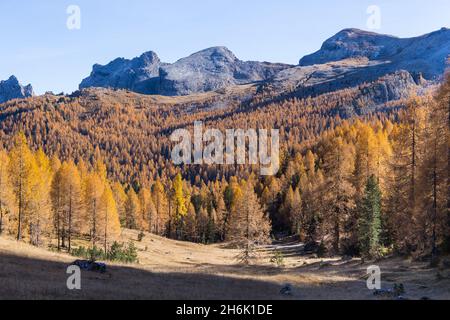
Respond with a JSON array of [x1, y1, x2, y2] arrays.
[[1, 0, 450, 303]]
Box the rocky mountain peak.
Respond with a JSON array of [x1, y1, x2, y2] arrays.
[[300, 28, 401, 66], [139, 50, 160, 62], [80, 47, 292, 96], [185, 46, 239, 64], [0, 75, 34, 104], [80, 51, 163, 92], [299, 27, 450, 79]]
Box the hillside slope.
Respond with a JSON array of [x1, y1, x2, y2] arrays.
[[0, 68, 423, 186]]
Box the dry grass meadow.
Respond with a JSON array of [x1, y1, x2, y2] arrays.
[[1, 229, 450, 300]]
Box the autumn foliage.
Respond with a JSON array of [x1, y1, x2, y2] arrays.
[[0, 76, 449, 262]]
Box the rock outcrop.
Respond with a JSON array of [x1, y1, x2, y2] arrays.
[[0, 76, 34, 104], [79, 51, 165, 94]]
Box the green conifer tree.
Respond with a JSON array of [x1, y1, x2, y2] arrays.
[[358, 175, 382, 258]]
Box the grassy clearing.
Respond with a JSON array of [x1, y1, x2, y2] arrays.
[[1, 229, 449, 300]]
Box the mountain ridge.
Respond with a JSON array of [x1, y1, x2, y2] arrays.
[[299, 27, 450, 79], [79, 46, 292, 96], [78, 27, 449, 98]]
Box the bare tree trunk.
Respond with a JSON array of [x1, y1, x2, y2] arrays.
[[447, 97, 450, 236], [244, 203, 250, 264], [168, 198, 173, 238], [61, 213, 66, 248], [104, 205, 108, 255], [156, 209, 159, 235], [411, 120, 416, 208], [57, 210, 61, 251], [55, 184, 62, 251], [17, 174, 23, 241], [148, 211, 152, 234], [431, 135, 438, 265], [68, 188, 73, 252], [0, 202, 3, 235], [333, 209, 340, 254], [37, 218, 40, 246], [92, 199, 97, 248], [16, 142, 26, 242], [0, 171, 4, 235]]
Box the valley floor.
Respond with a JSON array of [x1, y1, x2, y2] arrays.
[[1, 229, 449, 300]]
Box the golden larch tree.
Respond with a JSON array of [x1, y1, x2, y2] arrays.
[[83, 172, 104, 248], [8, 133, 36, 241], [99, 184, 121, 253], [29, 149, 52, 246], [0, 148, 14, 235]]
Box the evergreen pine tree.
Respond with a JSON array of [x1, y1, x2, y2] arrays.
[[358, 175, 382, 258]]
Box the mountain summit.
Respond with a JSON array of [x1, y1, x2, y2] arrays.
[[299, 28, 402, 65], [300, 27, 450, 78], [158, 46, 291, 95], [0, 76, 34, 104], [79, 51, 164, 94], [80, 47, 291, 96]]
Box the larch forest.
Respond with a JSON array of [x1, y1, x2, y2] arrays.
[[1, 4, 450, 302], [0, 75, 449, 264]]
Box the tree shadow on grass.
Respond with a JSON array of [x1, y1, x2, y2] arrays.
[[0, 252, 375, 300], [0, 252, 285, 300]]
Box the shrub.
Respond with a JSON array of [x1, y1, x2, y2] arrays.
[[71, 242, 139, 264], [71, 246, 106, 261], [376, 245, 393, 259], [107, 241, 139, 263], [393, 283, 405, 296], [125, 242, 139, 263], [71, 246, 87, 258], [107, 241, 124, 261], [270, 250, 285, 267], [317, 241, 327, 258]]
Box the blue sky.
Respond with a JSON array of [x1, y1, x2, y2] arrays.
[[0, 0, 449, 94]]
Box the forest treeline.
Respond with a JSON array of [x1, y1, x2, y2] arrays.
[[0, 81, 404, 187], [0, 133, 270, 260], [0, 75, 449, 262]]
